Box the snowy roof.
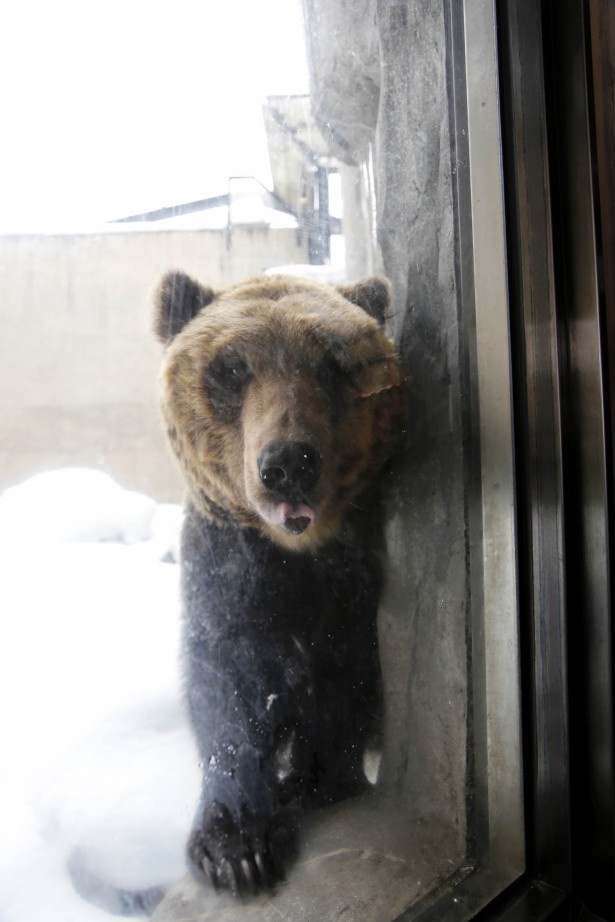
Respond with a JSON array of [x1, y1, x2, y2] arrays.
[[111, 177, 298, 231]]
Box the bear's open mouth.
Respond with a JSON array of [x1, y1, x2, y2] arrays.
[[256, 500, 317, 535], [284, 514, 311, 535]]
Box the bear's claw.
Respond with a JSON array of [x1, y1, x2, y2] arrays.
[[188, 800, 293, 897]]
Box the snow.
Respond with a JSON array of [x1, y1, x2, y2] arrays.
[[0, 469, 158, 545], [0, 470, 200, 921]]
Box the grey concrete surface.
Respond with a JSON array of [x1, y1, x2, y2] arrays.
[[152, 796, 457, 922]]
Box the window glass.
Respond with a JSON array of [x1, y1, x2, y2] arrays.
[[0, 1, 523, 920]]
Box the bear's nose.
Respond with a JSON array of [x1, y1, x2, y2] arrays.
[[258, 441, 321, 499]]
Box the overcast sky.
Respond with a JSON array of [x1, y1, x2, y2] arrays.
[[0, 0, 309, 232]]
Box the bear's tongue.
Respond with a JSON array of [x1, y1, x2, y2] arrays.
[[258, 501, 316, 535], [284, 514, 311, 535], [281, 503, 315, 534]]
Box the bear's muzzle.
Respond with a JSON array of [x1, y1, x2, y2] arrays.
[[257, 441, 321, 534]]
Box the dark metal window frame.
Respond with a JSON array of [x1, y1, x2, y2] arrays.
[[474, 0, 614, 918], [398, 1, 614, 919]]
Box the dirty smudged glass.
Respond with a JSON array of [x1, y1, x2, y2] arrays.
[[0, 1, 523, 920]]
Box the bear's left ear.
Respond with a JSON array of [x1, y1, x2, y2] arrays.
[[337, 276, 392, 326], [154, 270, 216, 344]]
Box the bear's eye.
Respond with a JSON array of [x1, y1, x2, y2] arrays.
[[209, 353, 252, 389], [317, 355, 350, 395], [205, 351, 253, 421]]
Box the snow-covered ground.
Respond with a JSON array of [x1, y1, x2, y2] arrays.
[[0, 469, 201, 921]]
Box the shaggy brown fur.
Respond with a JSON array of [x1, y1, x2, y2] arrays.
[[155, 272, 402, 551]]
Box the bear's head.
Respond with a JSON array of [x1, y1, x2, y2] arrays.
[[154, 271, 403, 551]]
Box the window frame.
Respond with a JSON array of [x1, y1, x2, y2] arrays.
[[496, 0, 614, 917], [395, 0, 614, 919]]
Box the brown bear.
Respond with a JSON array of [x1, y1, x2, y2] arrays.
[[154, 271, 403, 896]]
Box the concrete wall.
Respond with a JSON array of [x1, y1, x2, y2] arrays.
[[0, 227, 307, 500], [304, 0, 469, 863]]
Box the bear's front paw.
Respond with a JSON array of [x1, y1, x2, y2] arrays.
[[188, 801, 297, 897]]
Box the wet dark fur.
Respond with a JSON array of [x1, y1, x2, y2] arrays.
[[181, 497, 383, 894]]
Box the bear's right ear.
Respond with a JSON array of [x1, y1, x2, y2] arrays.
[[154, 270, 216, 344]]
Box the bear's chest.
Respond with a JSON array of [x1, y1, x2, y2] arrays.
[[181, 507, 381, 654]]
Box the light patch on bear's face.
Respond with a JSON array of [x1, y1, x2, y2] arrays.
[[159, 276, 403, 551], [241, 357, 334, 545]]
